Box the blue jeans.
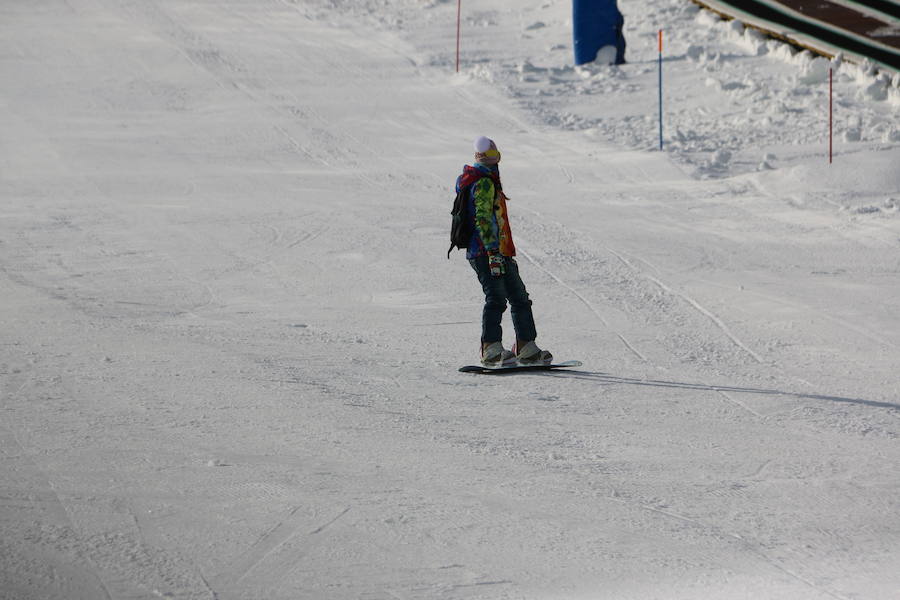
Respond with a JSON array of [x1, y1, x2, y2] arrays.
[[469, 254, 537, 344]]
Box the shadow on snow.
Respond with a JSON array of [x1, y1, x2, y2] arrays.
[[520, 369, 899, 412]]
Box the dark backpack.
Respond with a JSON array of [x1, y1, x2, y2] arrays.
[[447, 183, 473, 258]]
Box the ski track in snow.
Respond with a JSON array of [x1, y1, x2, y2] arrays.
[[603, 493, 853, 600], [603, 245, 765, 364], [517, 246, 649, 363]]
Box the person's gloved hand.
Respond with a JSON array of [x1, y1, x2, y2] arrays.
[[488, 249, 506, 277]]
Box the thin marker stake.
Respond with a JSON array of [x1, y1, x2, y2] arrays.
[[456, 0, 461, 73], [829, 67, 833, 164], [658, 29, 664, 151]]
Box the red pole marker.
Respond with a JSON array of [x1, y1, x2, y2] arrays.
[[456, 0, 461, 73], [829, 67, 833, 164]]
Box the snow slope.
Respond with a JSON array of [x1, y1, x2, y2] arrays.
[[1, 0, 898, 599]]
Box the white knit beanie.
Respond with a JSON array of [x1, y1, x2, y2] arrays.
[[473, 136, 500, 165], [474, 136, 493, 153]]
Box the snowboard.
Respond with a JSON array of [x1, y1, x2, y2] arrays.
[[459, 360, 582, 374]]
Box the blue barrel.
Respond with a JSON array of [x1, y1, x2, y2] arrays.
[[573, 0, 626, 65]]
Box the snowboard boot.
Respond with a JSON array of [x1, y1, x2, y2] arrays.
[[481, 341, 516, 367], [514, 340, 553, 365]]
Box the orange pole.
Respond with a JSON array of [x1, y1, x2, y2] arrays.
[[658, 30, 663, 150]]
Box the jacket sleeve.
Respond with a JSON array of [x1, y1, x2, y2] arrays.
[[472, 178, 499, 250]]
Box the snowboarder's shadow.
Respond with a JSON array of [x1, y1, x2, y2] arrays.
[[542, 369, 900, 412]]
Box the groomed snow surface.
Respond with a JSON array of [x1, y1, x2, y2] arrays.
[[2, 0, 899, 599]]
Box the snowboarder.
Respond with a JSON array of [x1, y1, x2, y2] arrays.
[[455, 136, 553, 367]]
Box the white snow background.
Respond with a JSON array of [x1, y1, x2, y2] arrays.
[[2, 0, 899, 598]]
